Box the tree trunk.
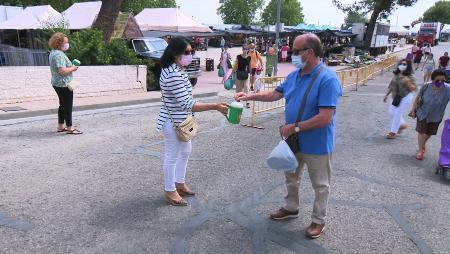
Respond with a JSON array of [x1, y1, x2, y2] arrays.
[[92, 0, 124, 42], [363, 6, 382, 51]]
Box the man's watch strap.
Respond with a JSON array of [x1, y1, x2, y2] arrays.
[[294, 122, 300, 133]]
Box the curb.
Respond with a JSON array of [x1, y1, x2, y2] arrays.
[[0, 92, 218, 121]]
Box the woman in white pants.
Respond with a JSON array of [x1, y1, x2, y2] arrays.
[[156, 37, 229, 206], [383, 59, 417, 139]]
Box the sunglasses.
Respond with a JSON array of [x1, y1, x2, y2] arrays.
[[184, 50, 195, 55], [292, 48, 310, 56]]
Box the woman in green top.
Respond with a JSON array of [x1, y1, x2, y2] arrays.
[[48, 32, 82, 134]]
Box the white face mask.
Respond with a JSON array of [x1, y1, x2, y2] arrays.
[[291, 54, 307, 69], [62, 42, 70, 51], [398, 64, 407, 72]]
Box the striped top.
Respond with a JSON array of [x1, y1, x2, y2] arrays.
[[156, 63, 196, 131]]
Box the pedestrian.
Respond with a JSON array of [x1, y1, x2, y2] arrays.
[[194, 36, 201, 50], [413, 47, 423, 71], [409, 69, 450, 160], [383, 59, 417, 139], [412, 43, 419, 57], [156, 37, 229, 206], [439, 52, 449, 70], [423, 44, 432, 56], [265, 42, 276, 77], [220, 36, 225, 52], [421, 53, 436, 84], [247, 43, 264, 91], [232, 46, 251, 108], [281, 43, 289, 62], [235, 34, 342, 239], [219, 44, 232, 84], [48, 32, 82, 135]]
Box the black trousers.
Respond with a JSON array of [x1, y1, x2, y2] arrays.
[[53, 86, 73, 127]]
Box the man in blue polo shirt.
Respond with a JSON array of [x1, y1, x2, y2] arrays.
[[235, 34, 342, 239]]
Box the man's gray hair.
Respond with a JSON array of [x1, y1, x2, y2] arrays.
[[304, 34, 323, 57]]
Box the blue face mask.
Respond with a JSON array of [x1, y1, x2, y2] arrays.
[[291, 55, 306, 69]]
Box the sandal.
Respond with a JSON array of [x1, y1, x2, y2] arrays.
[[386, 132, 396, 139], [398, 124, 408, 134], [165, 192, 188, 206], [415, 151, 424, 160], [67, 129, 83, 135], [175, 183, 196, 197], [57, 127, 68, 133]]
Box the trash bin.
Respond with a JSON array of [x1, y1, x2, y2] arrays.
[[206, 58, 214, 72]]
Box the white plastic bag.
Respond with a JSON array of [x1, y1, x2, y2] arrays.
[[267, 140, 298, 172]]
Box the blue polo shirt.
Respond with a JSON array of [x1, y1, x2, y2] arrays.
[[275, 63, 342, 155]]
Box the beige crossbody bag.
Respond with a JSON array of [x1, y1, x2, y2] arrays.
[[161, 93, 198, 142]]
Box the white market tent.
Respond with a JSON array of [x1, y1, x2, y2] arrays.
[[409, 25, 420, 35], [389, 25, 409, 35], [0, 5, 62, 30], [135, 8, 212, 33], [62, 1, 102, 29], [0, 6, 24, 22]]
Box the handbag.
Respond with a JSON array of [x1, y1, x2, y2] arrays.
[[224, 77, 234, 90], [227, 58, 233, 68], [392, 94, 402, 107], [285, 66, 324, 153], [218, 67, 225, 77], [161, 94, 198, 142], [67, 78, 80, 91], [267, 140, 298, 172]]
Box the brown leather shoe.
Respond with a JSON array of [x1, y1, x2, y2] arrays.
[[270, 208, 299, 220], [175, 183, 196, 196], [164, 191, 188, 206], [305, 223, 326, 239]]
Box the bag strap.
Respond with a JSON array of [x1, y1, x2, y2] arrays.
[[161, 91, 177, 128], [295, 66, 325, 123]]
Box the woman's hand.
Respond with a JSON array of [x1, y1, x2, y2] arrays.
[[408, 110, 416, 118], [383, 95, 388, 103], [71, 66, 78, 72], [215, 103, 229, 116]]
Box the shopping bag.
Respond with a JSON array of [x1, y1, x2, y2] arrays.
[[267, 140, 298, 172], [224, 77, 234, 90], [218, 66, 224, 77]]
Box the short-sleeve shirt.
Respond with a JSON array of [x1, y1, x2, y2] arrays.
[[49, 50, 73, 87], [275, 63, 343, 155], [416, 84, 450, 123], [248, 51, 261, 69], [439, 56, 449, 67]]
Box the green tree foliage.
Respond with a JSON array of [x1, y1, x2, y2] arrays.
[[423, 0, 450, 24], [333, 0, 418, 50], [65, 29, 111, 65], [343, 10, 368, 29], [217, 0, 264, 25], [121, 0, 177, 15], [261, 0, 304, 26]]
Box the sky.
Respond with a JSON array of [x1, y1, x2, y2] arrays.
[[175, 0, 441, 27]]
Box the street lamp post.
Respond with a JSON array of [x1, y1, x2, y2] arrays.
[[274, 0, 281, 76]]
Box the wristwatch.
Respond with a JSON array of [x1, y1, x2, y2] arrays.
[[294, 122, 301, 133]]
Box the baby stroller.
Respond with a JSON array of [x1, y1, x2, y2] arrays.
[[436, 119, 450, 180]]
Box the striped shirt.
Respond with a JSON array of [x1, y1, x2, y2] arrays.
[[156, 63, 196, 131]]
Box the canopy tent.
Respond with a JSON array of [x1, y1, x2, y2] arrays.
[[0, 6, 24, 22], [62, 1, 102, 29], [409, 25, 420, 35], [142, 30, 217, 38], [294, 23, 326, 31], [0, 5, 62, 30], [389, 25, 409, 35], [442, 24, 450, 34], [316, 29, 357, 38], [136, 8, 212, 33]]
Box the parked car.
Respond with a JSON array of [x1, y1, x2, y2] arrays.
[[130, 37, 201, 90]]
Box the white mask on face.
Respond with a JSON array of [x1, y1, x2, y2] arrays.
[[62, 43, 70, 51], [398, 64, 407, 72], [180, 54, 193, 66]]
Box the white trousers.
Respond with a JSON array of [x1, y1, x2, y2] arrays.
[[388, 93, 413, 133], [162, 121, 192, 191]]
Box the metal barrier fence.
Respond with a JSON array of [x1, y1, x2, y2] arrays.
[[245, 55, 398, 128], [0, 50, 49, 66]]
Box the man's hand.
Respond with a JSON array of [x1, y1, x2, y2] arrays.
[[234, 92, 251, 101], [279, 123, 295, 138], [383, 95, 388, 103]]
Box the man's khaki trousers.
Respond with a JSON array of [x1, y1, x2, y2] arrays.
[[284, 153, 332, 225]]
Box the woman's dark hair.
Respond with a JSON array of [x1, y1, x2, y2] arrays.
[[431, 69, 448, 81], [160, 37, 190, 68], [393, 58, 413, 76]]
